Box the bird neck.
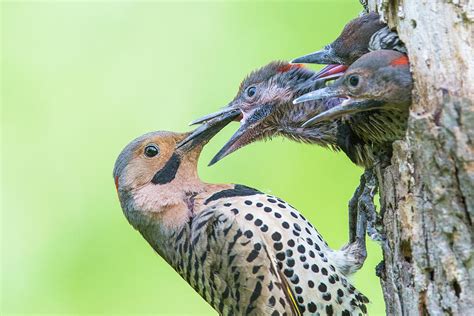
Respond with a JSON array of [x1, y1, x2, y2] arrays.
[[271, 79, 339, 146], [272, 72, 326, 124], [123, 155, 232, 266], [125, 149, 230, 234]]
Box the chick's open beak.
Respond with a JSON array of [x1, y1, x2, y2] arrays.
[[209, 104, 274, 166]]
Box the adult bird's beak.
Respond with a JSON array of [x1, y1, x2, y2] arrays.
[[177, 107, 241, 152], [188, 106, 240, 126], [291, 46, 340, 65], [209, 104, 274, 166]]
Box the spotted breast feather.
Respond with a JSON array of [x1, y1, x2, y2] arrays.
[[169, 185, 369, 315]]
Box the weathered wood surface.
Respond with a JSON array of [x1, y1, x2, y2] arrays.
[[365, 0, 474, 314]]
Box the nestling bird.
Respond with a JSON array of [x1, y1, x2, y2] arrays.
[[183, 51, 411, 244], [291, 12, 406, 79], [114, 128, 369, 315], [294, 50, 413, 150], [293, 50, 412, 245], [180, 60, 381, 245], [182, 61, 371, 167]]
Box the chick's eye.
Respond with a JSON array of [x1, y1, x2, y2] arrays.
[[246, 86, 257, 98], [144, 145, 159, 158], [348, 75, 360, 87]]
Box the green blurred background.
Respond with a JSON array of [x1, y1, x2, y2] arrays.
[[1, 1, 384, 315]]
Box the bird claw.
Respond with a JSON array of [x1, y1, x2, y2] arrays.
[[348, 173, 366, 244], [348, 168, 387, 251]]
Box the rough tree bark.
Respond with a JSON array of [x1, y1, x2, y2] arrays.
[[364, 0, 474, 315]]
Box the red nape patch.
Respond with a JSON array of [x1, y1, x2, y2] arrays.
[[114, 176, 119, 191], [390, 55, 409, 67], [277, 64, 303, 73]]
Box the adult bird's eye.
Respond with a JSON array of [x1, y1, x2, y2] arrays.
[[144, 144, 159, 158], [246, 86, 257, 98], [348, 75, 360, 87]]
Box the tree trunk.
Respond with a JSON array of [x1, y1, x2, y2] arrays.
[[364, 0, 474, 315]]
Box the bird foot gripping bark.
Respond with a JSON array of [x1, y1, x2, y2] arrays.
[[348, 169, 387, 252], [359, 169, 386, 245], [338, 172, 370, 276]]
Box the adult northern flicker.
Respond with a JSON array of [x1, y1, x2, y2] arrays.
[[114, 128, 369, 315], [294, 50, 413, 149], [291, 12, 406, 79]]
